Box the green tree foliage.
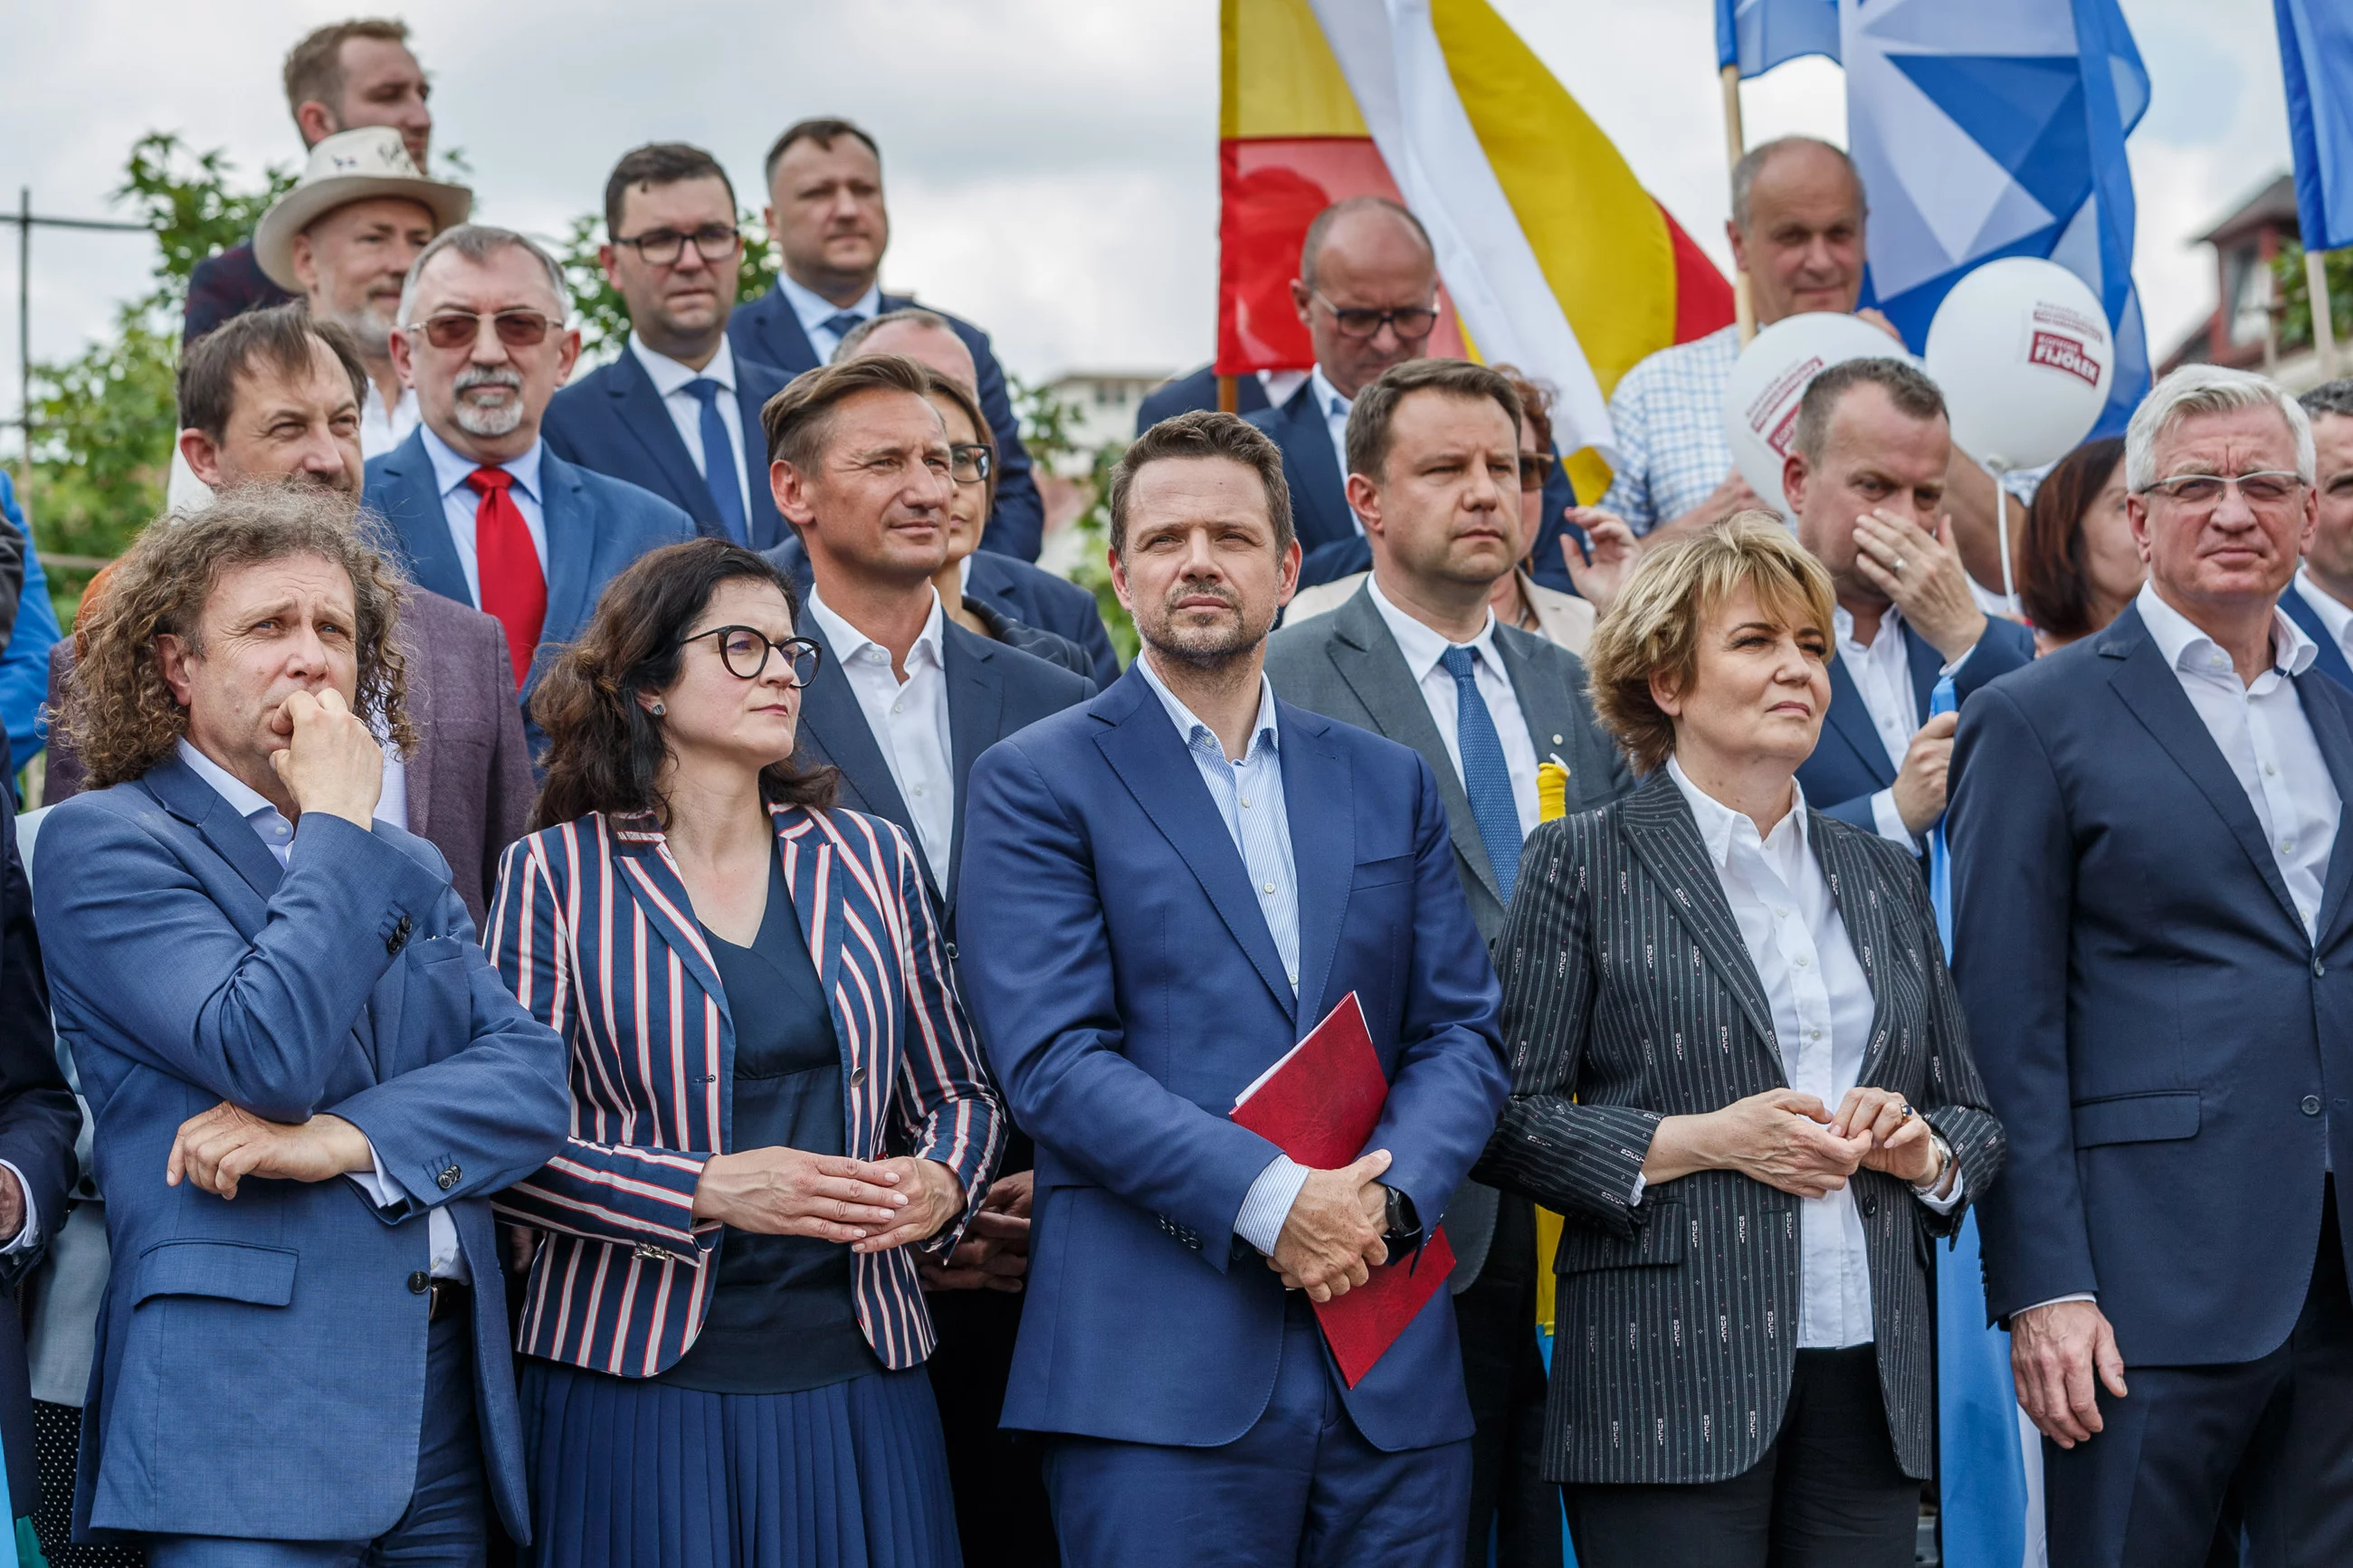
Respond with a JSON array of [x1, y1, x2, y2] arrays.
[[1013, 375, 1136, 666], [555, 210, 781, 359], [2273, 241, 2353, 354]]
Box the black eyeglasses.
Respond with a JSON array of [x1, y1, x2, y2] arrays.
[[1519, 451, 1556, 492], [950, 443, 993, 485], [677, 626, 824, 685], [1310, 291, 1440, 341], [404, 309, 557, 351], [613, 224, 743, 267]]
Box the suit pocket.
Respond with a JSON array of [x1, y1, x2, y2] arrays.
[[133, 1240, 297, 1307], [1555, 1202, 1686, 1273], [1352, 852, 1415, 889], [2072, 1091, 2200, 1147]]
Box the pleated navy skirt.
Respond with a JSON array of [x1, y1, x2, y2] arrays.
[[519, 1358, 964, 1568]]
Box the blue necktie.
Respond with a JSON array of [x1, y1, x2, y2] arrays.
[[819, 310, 865, 347], [683, 378, 748, 546], [1438, 645, 1524, 902]]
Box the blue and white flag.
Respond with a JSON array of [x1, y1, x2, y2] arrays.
[[1717, 0, 1839, 77], [1843, 0, 2150, 436], [2276, 0, 2353, 252]]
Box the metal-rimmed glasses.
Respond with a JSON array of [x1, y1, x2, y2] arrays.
[[612, 224, 743, 267], [950, 443, 994, 485], [2138, 470, 2306, 508], [403, 309, 558, 351], [677, 626, 824, 686]]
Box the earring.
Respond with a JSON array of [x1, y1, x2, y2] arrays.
[[650, 701, 666, 717]]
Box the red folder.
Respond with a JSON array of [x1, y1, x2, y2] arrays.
[[1232, 991, 1454, 1387]]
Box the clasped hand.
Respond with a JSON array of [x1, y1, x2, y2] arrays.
[[919, 1169, 1032, 1293], [1267, 1149, 1392, 1303], [691, 1147, 966, 1254], [270, 688, 384, 831], [1647, 1087, 1941, 1198], [166, 1101, 374, 1200]]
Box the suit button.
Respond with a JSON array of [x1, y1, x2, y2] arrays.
[[2303, 1095, 2324, 1117], [2316, 958, 2328, 979], [407, 1270, 431, 1295], [1860, 1193, 1878, 1217], [386, 916, 413, 956], [847, 1065, 866, 1089], [437, 1165, 461, 1191], [944, 940, 959, 961]]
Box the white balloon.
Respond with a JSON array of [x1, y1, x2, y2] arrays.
[[1926, 257, 2113, 472], [1720, 313, 1914, 515]]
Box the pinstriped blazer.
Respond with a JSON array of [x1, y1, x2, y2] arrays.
[[1474, 768, 2004, 1485], [485, 803, 1005, 1380]]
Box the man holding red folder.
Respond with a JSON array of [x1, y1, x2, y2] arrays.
[[959, 410, 1510, 1568]]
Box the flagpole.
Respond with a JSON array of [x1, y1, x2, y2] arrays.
[[2310, 246, 2340, 381], [1721, 63, 1755, 345]]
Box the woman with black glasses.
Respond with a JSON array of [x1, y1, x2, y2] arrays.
[[488, 538, 1003, 1566]]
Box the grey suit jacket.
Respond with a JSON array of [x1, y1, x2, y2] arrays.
[[1473, 768, 2004, 1485], [1265, 581, 1630, 1289]]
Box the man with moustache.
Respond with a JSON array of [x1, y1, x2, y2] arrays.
[[958, 410, 1509, 1567], [2284, 380, 2353, 688]]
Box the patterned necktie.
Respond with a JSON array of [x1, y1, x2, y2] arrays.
[[465, 467, 545, 690], [819, 310, 865, 347], [683, 379, 749, 545], [1438, 644, 1525, 902]]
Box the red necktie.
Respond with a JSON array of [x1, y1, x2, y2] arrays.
[[465, 467, 545, 689]]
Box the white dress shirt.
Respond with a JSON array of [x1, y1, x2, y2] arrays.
[[2296, 567, 2353, 668], [419, 425, 552, 609], [1130, 653, 1312, 1257], [1364, 575, 1538, 839], [777, 271, 883, 364], [360, 382, 421, 460], [626, 333, 753, 523], [174, 740, 462, 1279], [1664, 756, 1960, 1347], [1830, 603, 1974, 848], [804, 587, 957, 892], [1306, 365, 1364, 537]]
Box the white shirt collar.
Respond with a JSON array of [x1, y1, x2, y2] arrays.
[[804, 583, 947, 674], [176, 737, 281, 826], [2296, 566, 2353, 653], [1134, 648, 1281, 763], [1364, 574, 1501, 685], [777, 271, 883, 344], [2135, 579, 2315, 679], [1308, 364, 1352, 419], [1665, 753, 1811, 869], [1831, 599, 1906, 652], [419, 423, 544, 504], [627, 332, 736, 396]]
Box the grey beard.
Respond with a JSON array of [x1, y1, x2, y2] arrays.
[[450, 367, 528, 439]]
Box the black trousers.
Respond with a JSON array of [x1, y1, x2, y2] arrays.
[[1454, 1194, 1560, 1568], [2046, 1177, 2353, 1568], [1561, 1345, 1920, 1568]]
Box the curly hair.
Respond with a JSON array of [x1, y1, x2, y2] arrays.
[[60, 484, 415, 790], [529, 538, 836, 831]]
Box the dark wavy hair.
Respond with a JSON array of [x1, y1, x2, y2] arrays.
[[2016, 436, 2129, 642], [529, 538, 836, 830]]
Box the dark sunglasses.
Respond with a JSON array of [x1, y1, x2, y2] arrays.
[[405, 309, 558, 352], [676, 626, 824, 686], [1519, 451, 1556, 492]]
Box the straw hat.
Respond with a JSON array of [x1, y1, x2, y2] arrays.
[[252, 127, 473, 290]]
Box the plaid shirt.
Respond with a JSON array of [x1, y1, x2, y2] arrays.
[[1597, 325, 1741, 535]]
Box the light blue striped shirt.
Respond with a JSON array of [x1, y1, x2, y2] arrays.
[[1132, 652, 1311, 1256]]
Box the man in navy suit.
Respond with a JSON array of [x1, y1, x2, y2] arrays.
[[365, 224, 697, 756], [1135, 363, 1276, 432], [2284, 379, 2353, 689], [728, 117, 1044, 563], [1782, 357, 2034, 846], [1246, 198, 1446, 590], [1953, 366, 2353, 1567], [542, 142, 793, 552], [959, 411, 1509, 1568]]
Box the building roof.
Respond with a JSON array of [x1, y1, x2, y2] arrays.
[[2196, 173, 2301, 247]]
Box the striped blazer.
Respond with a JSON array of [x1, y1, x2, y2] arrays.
[[485, 803, 1004, 1380], [1474, 768, 2004, 1486]]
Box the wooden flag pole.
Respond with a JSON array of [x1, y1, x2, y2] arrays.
[[1216, 374, 1238, 414], [1722, 64, 1755, 345], [2310, 246, 2340, 382]]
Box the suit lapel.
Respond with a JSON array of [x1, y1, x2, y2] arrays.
[[141, 755, 285, 903], [777, 810, 848, 1052], [2301, 670, 2353, 946], [1095, 676, 1298, 1021], [795, 641, 919, 837], [753, 287, 822, 376], [1616, 772, 1781, 1062], [534, 451, 597, 670], [377, 438, 472, 606], [2283, 584, 2353, 692], [607, 351, 716, 527], [1495, 624, 1595, 788], [1822, 652, 1898, 788], [1903, 622, 1940, 724], [609, 822, 731, 1032], [1276, 385, 1349, 546], [942, 625, 1006, 910], [1281, 705, 1352, 1030]]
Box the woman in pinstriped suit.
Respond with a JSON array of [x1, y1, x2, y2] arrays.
[[486, 539, 1004, 1567], [1474, 516, 2004, 1567]]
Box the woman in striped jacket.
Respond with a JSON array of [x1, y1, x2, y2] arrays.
[[486, 539, 1004, 1567]]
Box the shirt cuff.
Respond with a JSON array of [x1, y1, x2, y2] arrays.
[[0, 1161, 36, 1255], [2019, 1293, 2097, 1314], [1627, 1172, 1646, 1206], [1913, 1164, 1965, 1214], [1234, 1155, 1312, 1256], [1869, 787, 1920, 851], [1940, 638, 1979, 679], [345, 1140, 405, 1212]]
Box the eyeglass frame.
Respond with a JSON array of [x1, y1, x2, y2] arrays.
[[949, 443, 994, 485], [674, 625, 825, 686], [1518, 451, 1557, 492], [400, 309, 560, 353], [611, 224, 744, 268], [2134, 470, 2308, 508], [1308, 291, 1441, 342]]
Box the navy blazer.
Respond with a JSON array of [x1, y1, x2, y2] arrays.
[[729, 285, 1043, 563], [1134, 362, 1273, 434], [541, 345, 794, 552], [35, 755, 570, 1542], [363, 431, 699, 758], [1799, 613, 2035, 832], [791, 615, 1095, 928], [957, 667, 1510, 1451], [1246, 382, 1369, 590], [1950, 603, 2353, 1367], [2282, 580, 2353, 690]]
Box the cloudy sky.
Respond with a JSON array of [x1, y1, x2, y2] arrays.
[[0, 0, 2297, 428]]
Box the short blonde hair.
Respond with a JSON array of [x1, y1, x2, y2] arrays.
[[1586, 511, 1836, 775]]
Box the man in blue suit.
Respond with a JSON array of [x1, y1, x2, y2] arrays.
[[542, 142, 793, 552], [34, 487, 570, 1563], [1953, 366, 2353, 1567], [366, 223, 697, 756], [728, 117, 1044, 563], [959, 410, 1510, 1568], [1135, 363, 1276, 431], [1783, 357, 2034, 846], [2283, 380, 2353, 689]]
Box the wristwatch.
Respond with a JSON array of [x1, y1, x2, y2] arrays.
[[1910, 1131, 1956, 1195], [1379, 1183, 1423, 1250]]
